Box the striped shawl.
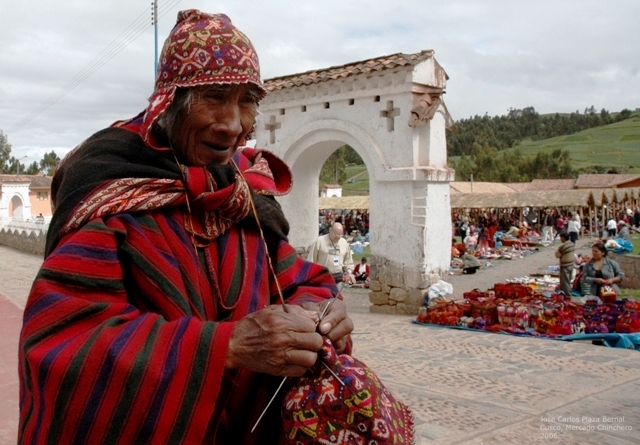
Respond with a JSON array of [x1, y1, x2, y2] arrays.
[[19, 128, 340, 444]]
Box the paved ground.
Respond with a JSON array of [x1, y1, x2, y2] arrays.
[[1, 242, 639, 444], [444, 238, 590, 300], [0, 247, 41, 444]]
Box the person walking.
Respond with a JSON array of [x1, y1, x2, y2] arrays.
[[567, 214, 581, 244], [541, 209, 555, 244], [606, 217, 617, 238]]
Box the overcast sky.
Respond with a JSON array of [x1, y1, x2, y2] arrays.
[[1, 0, 638, 164]]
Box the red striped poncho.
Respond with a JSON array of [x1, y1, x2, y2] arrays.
[[18, 127, 340, 444]]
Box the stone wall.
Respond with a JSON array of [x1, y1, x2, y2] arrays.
[[609, 252, 640, 289], [368, 255, 440, 315], [0, 228, 46, 256]]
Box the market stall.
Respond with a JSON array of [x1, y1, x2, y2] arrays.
[[451, 187, 640, 240], [415, 280, 640, 345], [318, 196, 369, 238], [318, 196, 369, 210]]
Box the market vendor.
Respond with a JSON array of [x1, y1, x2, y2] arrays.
[[554, 232, 575, 296], [451, 238, 461, 258], [462, 249, 482, 274], [617, 220, 631, 240], [582, 242, 625, 298]]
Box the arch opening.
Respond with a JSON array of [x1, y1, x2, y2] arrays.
[[10, 195, 24, 220]]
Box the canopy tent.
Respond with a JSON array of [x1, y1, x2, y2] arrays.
[[316, 187, 640, 211], [318, 196, 369, 210], [450, 187, 640, 209]]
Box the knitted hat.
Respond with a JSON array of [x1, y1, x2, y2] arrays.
[[140, 10, 266, 147]]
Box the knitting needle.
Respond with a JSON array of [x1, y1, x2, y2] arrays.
[[321, 359, 345, 386], [251, 288, 343, 433], [316, 285, 345, 385], [317, 282, 343, 325], [251, 376, 287, 433]]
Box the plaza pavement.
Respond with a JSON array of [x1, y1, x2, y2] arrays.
[[1, 244, 639, 444]]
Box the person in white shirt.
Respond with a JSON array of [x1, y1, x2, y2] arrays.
[[567, 214, 581, 244], [307, 222, 354, 283], [463, 227, 479, 251], [606, 218, 617, 238]]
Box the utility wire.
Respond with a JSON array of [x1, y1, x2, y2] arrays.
[[8, 0, 182, 135]]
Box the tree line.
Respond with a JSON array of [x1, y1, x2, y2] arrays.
[[320, 145, 363, 185], [3, 104, 633, 183], [0, 131, 60, 176], [447, 106, 633, 182], [447, 106, 632, 156], [320, 106, 635, 186]]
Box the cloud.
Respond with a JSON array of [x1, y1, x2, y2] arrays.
[[1, 0, 638, 161]]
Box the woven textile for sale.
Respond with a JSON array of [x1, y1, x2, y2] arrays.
[[281, 339, 414, 444]]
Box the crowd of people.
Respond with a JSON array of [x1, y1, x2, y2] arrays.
[[453, 206, 640, 250], [451, 205, 636, 301], [319, 209, 369, 237]]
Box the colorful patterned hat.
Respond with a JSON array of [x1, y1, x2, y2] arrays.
[[140, 10, 266, 147]]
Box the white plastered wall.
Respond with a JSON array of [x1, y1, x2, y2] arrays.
[[0, 182, 32, 221], [255, 58, 454, 278]]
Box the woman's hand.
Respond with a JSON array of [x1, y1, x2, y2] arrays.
[[301, 298, 354, 353], [226, 305, 323, 376]]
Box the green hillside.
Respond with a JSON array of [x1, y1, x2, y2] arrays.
[[342, 165, 369, 196], [335, 113, 640, 195], [505, 115, 640, 173]]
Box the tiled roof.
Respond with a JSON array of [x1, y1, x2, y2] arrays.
[[28, 175, 53, 188], [505, 182, 532, 192], [451, 189, 605, 209], [319, 196, 369, 210], [264, 50, 439, 91], [528, 179, 577, 190], [449, 182, 518, 194], [574, 174, 640, 188], [0, 174, 52, 188]]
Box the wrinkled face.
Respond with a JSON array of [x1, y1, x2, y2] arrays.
[[170, 84, 260, 166]]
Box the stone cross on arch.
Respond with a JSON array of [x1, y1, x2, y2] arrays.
[[380, 100, 400, 132], [264, 115, 281, 144]]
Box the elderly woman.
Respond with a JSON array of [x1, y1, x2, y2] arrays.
[[18, 11, 355, 444], [582, 242, 625, 298]]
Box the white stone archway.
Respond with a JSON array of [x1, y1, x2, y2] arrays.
[[0, 179, 32, 222], [255, 50, 456, 313], [10, 195, 25, 220]]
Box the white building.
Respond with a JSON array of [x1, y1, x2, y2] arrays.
[[255, 50, 455, 313]]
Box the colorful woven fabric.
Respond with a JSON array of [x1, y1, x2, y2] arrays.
[[281, 339, 414, 444], [19, 126, 340, 444], [20, 211, 339, 444], [140, 10, 266, 148], [46, 124, 293, 255]]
